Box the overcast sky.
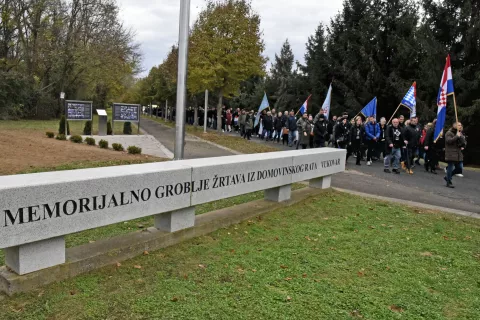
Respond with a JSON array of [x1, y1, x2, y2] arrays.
[[118, 0, 344, 77]]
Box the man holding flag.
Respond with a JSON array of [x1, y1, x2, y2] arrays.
[[434, 55, 455, 143]]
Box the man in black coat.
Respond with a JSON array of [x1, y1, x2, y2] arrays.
[[384, 118, 406, 174]]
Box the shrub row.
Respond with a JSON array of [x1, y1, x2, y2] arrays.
[[58, 117, 129, 136]]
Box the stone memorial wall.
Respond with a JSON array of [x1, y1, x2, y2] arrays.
[[0, 149, 345, 275]]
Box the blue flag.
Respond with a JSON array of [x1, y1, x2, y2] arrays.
[[400, 82, 417, 119], [360, 97, 377, 118], [254, 93, 269, 127]]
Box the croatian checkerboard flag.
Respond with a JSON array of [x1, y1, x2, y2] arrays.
[[434, 55, 454, 141], [299, 95, 312, 115], [401, 82, 416, 118]]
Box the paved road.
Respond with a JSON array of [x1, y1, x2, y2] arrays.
[[140, 118, 232, 159], [234, 131, 480, 213], [143, 120, 480, 213]]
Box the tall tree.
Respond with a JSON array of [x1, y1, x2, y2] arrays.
[[269, 39, 295, 111], [188, 0, 265, 132]]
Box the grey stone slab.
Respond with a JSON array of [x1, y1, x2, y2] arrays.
[[0, 162, 192, 249], [184, 152, 294, 205], [264, 185, 292, 202], [5, 237, 65, 275], [154, 207, 196, 232], [291, 148, 346, 184], [310, 176, 332, 189]]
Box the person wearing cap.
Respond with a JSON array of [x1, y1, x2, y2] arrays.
[[314, 114, 328, 148]]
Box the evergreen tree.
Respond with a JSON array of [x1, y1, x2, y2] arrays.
[[269, 39, 296, 111]]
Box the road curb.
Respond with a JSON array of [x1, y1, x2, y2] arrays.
[[333, 187, 480, 219]]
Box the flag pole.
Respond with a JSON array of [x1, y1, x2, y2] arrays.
[[387, 103, 402, 125], [452, 93, 459, 124]]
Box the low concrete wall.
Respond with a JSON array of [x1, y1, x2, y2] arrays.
[[0, 148, 345, 282], [0, 188, 326, 295]]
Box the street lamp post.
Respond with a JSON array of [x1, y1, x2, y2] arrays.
[[174, 0, 190, 160]]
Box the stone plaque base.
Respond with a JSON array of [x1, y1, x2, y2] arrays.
[[154, 207, 196, 232], [264, 184, 292, 202], [309, 175, 332, 189], [5, 237, 65, 275]]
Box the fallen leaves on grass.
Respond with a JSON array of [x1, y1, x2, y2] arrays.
[[280, 265, 288, 269], [420, 252, 433, 257], [133, 265, 142, 269], [198, 264, 206, 269], [305, 236, 311, 241], [286, 296, 292, 302], [143, 251, 149, 255], [284, 277, 292, 281], [389, 305, 404, 313], [171, 297, 179, 302], [116, 262, 122, 267], [302, 273, 308, 278], [350, 310, 363, 318]]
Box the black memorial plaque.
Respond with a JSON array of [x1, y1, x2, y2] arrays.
[[66, 101, 93, 120], [113, 103, 140, 122]]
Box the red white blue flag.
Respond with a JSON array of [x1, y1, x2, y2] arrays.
[[298, 95, 312, 115], [434, 55, 454, 141]]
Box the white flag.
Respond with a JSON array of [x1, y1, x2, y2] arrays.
[[321, 84, 332, 119]]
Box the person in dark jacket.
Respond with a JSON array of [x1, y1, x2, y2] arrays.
[[308, 115, 315, 148], [281, 112, 289, 145], [297, 113, 311, 149], [273, 112, 283, 143], [347, 117, 364, 165], [244, 111, 254, 140], [287, 111, 298, 147], [424, 120, 438, 174], [378, 117, 387, 160], [335, 117, 350, 150], [403, 117, 421, 174], [384, 118, 406, 174], [262, 111, 274, 141], [444, 122, 466, 188], [313, 114, 328, 148], [365, 117, 380, 165]]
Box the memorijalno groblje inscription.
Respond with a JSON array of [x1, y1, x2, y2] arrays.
[[2, 159, 341, 227]]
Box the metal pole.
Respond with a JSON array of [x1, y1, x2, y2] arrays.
[[174, 0, 190, 160], [204, 90, 208, 133]]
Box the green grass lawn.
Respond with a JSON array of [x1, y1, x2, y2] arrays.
[[1, 191, 479, 319], [1, 108, 139, 135]]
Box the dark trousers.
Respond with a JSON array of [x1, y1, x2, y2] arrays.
[[367, 140, 377, 161], [282, 134, 288, 145], [244, 129, 252, 140], [309, 135, 314, 149], [347, 142, 362, 164]]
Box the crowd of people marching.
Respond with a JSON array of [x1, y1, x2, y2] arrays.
[[206, 107, 467, 189]]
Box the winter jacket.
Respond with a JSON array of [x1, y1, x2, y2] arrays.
[[226, 113, 232, 125], [350, 125, 365, 146], [297, 118, 312, 145], [287, 116, 298, 131], [379, 124, 387, 142], [245, 115, 253, 130], [335, 122, 350, 144], [404, 124, 421, 149], [386, 125, 405, 149], [263, 115, 274, 131], [239, 114, 246, 126], [365, 122, 380, 141], [274, 117, 283, 131], [313, 120, 327, 145], [445, 128, 466, 162]]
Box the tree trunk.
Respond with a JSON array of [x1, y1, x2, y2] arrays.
[[217, 89, 223, 133], [194, 106, 199, 127]]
